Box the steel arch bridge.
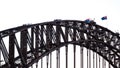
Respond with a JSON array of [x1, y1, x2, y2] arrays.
[[0, 20, 120, 68]]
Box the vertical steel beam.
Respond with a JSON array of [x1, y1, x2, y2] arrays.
[[80, 32, 84, 68], [109, 50, 111, 68], [65, 21, 68, 68], [65, 44, 68, 68], [102, 58, 104, 68], [46, 55, 49, 68], [9, 34, 15, 68], [93, 52, 95, 68], [40, 25, 44, 51], [46, 24, 52, 50], [55, 20, 61, 68], [50, 53, 52, 68], [35, 26, 39, 58], [73, 22, 76, 68], [36, 62, 38, 68], [41, 58, 43, 68], [89, 50, 91, 68], [21, 30, 27, 67], [87, 49, 89, 68], [46, 23, 53, 68], [79, 23, 86, 68], [31, 27, 34, 52], [46, 24, 52, 68], [102, 44, 106, 68], [96, 53, 98, 68], [46, 24, 49, 50], [0, 48, 2, 67], [80, 46, 83, 68], [56, 49, 60, 68], [99, 56, 100, 68]]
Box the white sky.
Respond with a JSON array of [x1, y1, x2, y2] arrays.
[[0, 0, 120, 31], [0, 0, 120, 68]]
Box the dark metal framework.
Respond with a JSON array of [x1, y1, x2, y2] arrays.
[[0, 20, 120, 68]]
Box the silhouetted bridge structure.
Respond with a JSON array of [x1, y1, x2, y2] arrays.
[[0, 20, 120, 68]]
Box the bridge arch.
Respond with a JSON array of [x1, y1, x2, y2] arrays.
[[0, 20, 120, 68]]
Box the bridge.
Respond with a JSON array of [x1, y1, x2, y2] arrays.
[[0, 20, 120, 68]]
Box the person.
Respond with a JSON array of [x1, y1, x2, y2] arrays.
[[84, 18, 96, 24]]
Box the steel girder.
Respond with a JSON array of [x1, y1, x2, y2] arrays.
[[0, 20, 120, 68]]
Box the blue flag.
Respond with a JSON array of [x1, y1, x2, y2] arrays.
[[101, 16, 107, 20]]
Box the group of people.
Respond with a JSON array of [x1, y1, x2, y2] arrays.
[[84, 16, 107, 24]]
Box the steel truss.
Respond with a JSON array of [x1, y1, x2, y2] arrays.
[[0, 20, 120, 68]]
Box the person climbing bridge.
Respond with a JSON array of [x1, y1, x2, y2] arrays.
[[84, 18, 96, 24]]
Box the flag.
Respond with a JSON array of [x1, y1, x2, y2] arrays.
[[101, 16, 107, 20]]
